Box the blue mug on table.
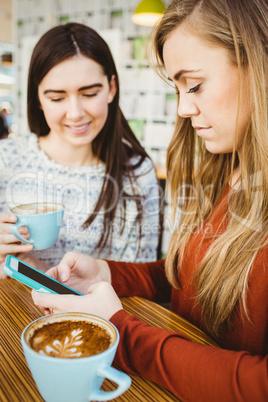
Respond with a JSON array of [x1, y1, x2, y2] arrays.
[[21, 312, 131, 402], [10, 202, 64, 250]]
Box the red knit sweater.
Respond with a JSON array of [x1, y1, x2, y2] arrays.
[[108, 190, 268, 401]]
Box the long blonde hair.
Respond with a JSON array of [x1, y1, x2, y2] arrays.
[[150, 0, 268, 338]]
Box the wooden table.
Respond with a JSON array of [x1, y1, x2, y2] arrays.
[[0, 278, 218, 401]]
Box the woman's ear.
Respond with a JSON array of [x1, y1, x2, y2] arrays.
[[107, 75, 117, 104]]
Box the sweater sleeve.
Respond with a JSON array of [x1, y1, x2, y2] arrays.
[[115, 156, 160, 263], [110, 309, 268, 402], [108, 259, 172, 303]]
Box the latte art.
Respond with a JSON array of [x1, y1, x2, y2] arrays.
[[30, 320, 112, 359], [40, 328, 83, 358]]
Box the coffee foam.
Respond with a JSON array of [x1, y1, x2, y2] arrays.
[[25, 314, 116, 359], [11, 203, 62, 215]]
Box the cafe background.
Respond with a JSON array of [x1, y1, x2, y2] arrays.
[[0, 0, 175, 255]]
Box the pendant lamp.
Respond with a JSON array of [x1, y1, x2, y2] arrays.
[[132, 0, 166, 26]]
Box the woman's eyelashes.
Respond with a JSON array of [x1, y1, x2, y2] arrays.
[[175, 83, 202, 95], [187, 84, 201, 93], [50, 93, 97, 102], [83, 93, 98, 98], [50, 97, 64, 102]]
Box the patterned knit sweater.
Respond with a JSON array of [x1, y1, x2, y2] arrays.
[[0, 133, 160, 265]]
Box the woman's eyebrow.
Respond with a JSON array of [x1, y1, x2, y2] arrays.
[[167, 69, 201, 81], [43, 89, 65, 94], [43, 83, 103, 95], [78, 84, 103, 91]]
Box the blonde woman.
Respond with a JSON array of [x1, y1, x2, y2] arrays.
[[32, 0, 268, 400]]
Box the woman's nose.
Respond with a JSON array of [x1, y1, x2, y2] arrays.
[[177, 95, 199, 118], [66, 98, 85, 120]]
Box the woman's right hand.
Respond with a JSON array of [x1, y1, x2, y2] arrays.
[[0, 212, 33, 279], [45, 252, 111, 296]]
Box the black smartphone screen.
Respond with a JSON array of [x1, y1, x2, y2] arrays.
[[18, 261, 81, 295]]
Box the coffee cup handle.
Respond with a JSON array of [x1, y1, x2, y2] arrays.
[[10, 221, 34, 245], [90, 366, 131, 401]]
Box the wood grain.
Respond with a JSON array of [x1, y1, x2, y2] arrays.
[[0, 278, 217, 401]]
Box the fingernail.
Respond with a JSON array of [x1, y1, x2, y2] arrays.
[[24, 244, 33, 250], [9, 214, 17, 222], [18, 227, 27, 234], [31, 290, 36, 302]]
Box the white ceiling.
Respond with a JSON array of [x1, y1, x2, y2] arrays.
[[0, 0, 13, 43]]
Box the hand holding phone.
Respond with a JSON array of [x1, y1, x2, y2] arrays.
[[4, 255, 82, 295]]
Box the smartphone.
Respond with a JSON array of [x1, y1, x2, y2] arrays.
[[4, 255, 82, 295]]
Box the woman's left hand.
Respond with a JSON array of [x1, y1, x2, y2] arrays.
[[32, 281, 123, 320]]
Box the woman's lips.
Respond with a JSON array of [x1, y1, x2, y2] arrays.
[[66, 123, 90, 134], [194, 126, 212, 136]]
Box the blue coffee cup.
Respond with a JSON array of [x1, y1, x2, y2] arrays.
[[10, 203, 64, 250], [21, 312, 131, 402]]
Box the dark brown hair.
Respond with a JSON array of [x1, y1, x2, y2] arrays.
[[27, 22, 155, 252]]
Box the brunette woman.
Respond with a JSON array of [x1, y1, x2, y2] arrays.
[[0, 23, 160, 276]]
